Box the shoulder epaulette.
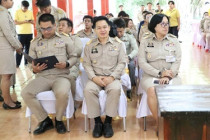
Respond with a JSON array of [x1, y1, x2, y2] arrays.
[[0, 7, 4, 11], [86, 39, 93, 45], [30, 37, 40, 43], [57, 9, 64, 14], [61, 32, 69, 37], [115, 37, 122, 43], [168, 33, 176, 38]]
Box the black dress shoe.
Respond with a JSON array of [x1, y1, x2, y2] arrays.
[[2, 103, 21, 109], [103, 123, 114, 138], [13, 101, 21, 105], [55, 118, 66, 134], [33, 117, 54, 135], [0, 95, 3, 102], [127, 90, 132, 99], [93, 123, 103, 138]]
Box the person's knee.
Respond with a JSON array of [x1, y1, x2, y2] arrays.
[[147, 87, 156, 98]]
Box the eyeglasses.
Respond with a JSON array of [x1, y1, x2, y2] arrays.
[[159, 22, 169, 27], [40, 27, 53, 32]]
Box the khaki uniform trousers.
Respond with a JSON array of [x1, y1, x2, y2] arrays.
[[21, 75, 71, 122], [84, 79, 121, 118]]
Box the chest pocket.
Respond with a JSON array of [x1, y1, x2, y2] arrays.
[[54, 43, 66, 56], [164, 46, 176, 56], [145, 47, 158, 62], [35, 46, 47, 57]]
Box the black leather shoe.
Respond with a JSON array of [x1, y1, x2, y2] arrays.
[[93, 123, 103, 138], [13, 101, 21, 105], [0, 95, 3, 102], [127, 90, 132, 99], [103, 123, 114, 138], [33, 117, 54, 135], [55, 118, 66, 134], [2, 103, 21, 109]]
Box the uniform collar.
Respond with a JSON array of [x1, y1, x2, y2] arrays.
[[0, 5, 8, 11], [95, 37, 113, 45], [39, 32, 61, 40], [83, 29, 94, 35], [152, 33, 170, 41]]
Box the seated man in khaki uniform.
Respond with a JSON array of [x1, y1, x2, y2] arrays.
[[77, 15, 96, 39], [83, 16, 126, 138], [58, 17, 82, 104], [21, 14, 79, 135], [113, 18, 138, 98]]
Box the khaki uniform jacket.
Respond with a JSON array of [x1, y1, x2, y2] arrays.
[[204, 17, 210, 33], [138, 24, 153, 43], [0, 5, 21, 50], [36, 6, 67, 36], [29, 32, 79, 79], [199, 18, 206, 33], [76, 29, 97, 39], [119, 33, 138, 59], [83, 37, 127, 80], [138, 33, 182, 91], [69, 34, 83, 78]]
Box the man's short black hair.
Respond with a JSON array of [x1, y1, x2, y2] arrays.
[[144, 11, 153, 19], [119, 5, 123, 8], [148, 14, 169, 33], [118, 11, 127, 18], [156, 3, 160, 5], [141, 5, 145, 6], [22, 0, 29, 8], [168, 1, 175, 5], [147, 2, 152, 5], [59, 18, 73, 27], [36, 0, 51, 8], [38, 13, 55, 25], [92, 16, 110, 29], [83, 15, 93, 23], [113, 18, 126, 28], [109, 13, 114, 17]]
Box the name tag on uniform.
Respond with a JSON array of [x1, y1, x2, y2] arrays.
[[166, 55, 176, 62], [91, 48, 98, 53]]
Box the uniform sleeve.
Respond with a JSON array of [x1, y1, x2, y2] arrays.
[[0, 11, 21, 49], [110, 43, 127, 79], [204, 19, 210, 33], [74, 37, 83, 58], [83, 45, 96, 80], [138, 40, 159, 77], [170, 40, 181, 76], [199, 19, 205, 33], [28, 41, 38, 72], [128, 35, 138, 59], [66, 38, 78, 68]]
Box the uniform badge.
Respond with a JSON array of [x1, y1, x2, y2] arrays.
[[37, 41, 43, 47], [91, 47, 98, 53], [147, 42, 154, 47], [93, 60, 97, 64], [147, 53, 151, 59]]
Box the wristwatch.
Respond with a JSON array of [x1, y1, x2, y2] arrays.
[[157, 71, 162, 78], [66, 61, 70, 68]]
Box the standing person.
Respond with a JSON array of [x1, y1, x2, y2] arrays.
[[77, 15, 96, 39], [165, 1, 180, 38], [83, 16, 126, 138], [119, 5, 124, 11], [137, 5, 145, 23], [0, 0, 22, 109], [21, 14, 79, 135], [36, 0, 66, 36], [138, 14, 182, 130], [14, 0, 34, 67], [58, 17, 82, 99], [146, 2, 155, 14], [155, 3, 163, 14]]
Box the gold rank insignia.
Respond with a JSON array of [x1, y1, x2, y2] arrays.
[[115, 37, 122, 43], [61, 32, 69, 37], [93, 60, 97, 64], [147, 53, 151, 59], [86, 39, 92, 45], [39, 51, 42, 55], [57, 9, 64, 14]]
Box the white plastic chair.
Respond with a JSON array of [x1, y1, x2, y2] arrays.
[[81, 86, 127, 132], [25, 90, 74, 133]]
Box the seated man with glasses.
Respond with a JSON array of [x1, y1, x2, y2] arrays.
[[138, 14, 182, 133], [21, 14, 79, 135]]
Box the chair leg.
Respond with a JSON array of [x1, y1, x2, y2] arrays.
[[144, 117, 146, 131], [67, 118, 70, 132], [85, 115, 87, 132], [123, 117, 126, 132], [28, 116, 31, 133]]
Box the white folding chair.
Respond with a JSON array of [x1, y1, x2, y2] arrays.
[[81, 86, 127, 132], [25, 90, 74, 133]]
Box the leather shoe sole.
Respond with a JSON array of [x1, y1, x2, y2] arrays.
[[2, 103, 21, 109]]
